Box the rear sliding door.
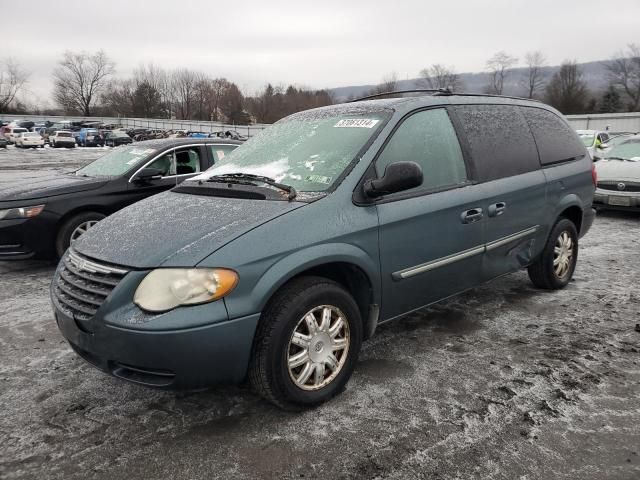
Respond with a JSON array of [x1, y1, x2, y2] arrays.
[[451, 104, 547, 280]]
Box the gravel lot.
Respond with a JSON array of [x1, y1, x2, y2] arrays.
[[1, 145, 639, 479]]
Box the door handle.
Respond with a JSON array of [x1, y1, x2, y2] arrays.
[[488, 202, 507, 217], [461, 208, 483, 224]]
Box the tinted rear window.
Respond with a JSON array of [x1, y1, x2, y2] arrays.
[[520, 107, 586, 165], [452, 105, 540, 182]]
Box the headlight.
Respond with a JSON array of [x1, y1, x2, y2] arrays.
[[0, 204, 45, 220], [134, 268, 238, 313]]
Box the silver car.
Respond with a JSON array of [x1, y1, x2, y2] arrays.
[[594, 135, 640, 211]]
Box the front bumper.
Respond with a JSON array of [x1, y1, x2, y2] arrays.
[[55, 307, 260, 389], [0, 213, 58, 259]]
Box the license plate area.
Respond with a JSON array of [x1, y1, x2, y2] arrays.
[[608, 195, 631, 206]]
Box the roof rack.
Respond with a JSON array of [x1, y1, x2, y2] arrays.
[[349, 89, 541, 103], [349, 89, 452, 102]]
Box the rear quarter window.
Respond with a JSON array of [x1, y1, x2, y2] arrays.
[[452, 104, 540, 182], [520, 107, 586, 165]]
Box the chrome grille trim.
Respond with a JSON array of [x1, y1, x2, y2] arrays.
[[53, 250, 128, 324], [597, 182, 640, 193], [67, 250, 128, 276]]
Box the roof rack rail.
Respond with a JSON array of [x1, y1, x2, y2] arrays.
[[348, 89, 542, 104], [446, 92, 542, 103], [348, 88, 452, 102]]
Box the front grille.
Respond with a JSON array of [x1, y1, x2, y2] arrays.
[[597, 182, 640, 192], [53, 250, 128, 324]]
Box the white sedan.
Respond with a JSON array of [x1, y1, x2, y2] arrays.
[[15, 132, 45, 148]]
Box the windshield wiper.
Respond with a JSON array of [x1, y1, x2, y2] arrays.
[[204, 173, 297, 200], [605, 156, 632, 161]]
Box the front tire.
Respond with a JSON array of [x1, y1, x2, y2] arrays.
[[55, 211, 106, 258], [249, 276, 363, 410], [528, 218, 578, 289]]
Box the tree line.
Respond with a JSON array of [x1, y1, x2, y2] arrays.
[[356, 44, 640, 115], [1, 44, 640, 121]]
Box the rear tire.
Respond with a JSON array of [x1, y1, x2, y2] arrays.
[[249, 276, 363, 410], [528, 218, 578, 290], [55, 211, 106, 258]]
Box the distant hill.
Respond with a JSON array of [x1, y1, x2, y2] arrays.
[[330, 60, 612, 102]]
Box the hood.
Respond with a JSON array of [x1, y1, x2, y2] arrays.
[[0, 173, 108, 203], [73, 191, 307, 268], [595, 159, 640, 183]]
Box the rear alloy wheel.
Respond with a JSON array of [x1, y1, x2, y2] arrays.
[[528, 218, 578, 289], [250, 276, 362, 410], [55, 211, 106, 258]]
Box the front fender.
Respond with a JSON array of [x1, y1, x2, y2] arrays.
[[224, 242, 381, 321]]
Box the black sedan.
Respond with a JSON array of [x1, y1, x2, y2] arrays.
[[0, 138, 241, 260], [104, 131, 133, 147]]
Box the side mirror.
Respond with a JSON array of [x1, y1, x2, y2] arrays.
[[364, 161, 423, 198], [598, 143, 609, 149], [133, 167, 163, 183]]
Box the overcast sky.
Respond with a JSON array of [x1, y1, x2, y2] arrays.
[[6, 0, 640, 106]]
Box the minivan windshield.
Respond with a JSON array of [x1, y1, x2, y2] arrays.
[[75, 145, 157, 177], [604, 138, 640, 161], [195, 111, 390, 192]]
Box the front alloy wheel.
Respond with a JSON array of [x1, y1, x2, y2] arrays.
[[250, 276, 363, 410], [287, 305, 350, 391]]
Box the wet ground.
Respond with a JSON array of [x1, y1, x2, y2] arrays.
[[0, 145, 639, 479]]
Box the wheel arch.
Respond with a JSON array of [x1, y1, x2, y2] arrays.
[[250, 244, 381, 339], [55, 206, 113, 245], [556, 194, 584, 234]]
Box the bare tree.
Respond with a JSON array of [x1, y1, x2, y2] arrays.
[[522, 51, 546, 99], [418, 64, 462, 91], [485, 51, 518, 95], [376, 72, 398, 94], [362, 72, 398, 98], [0, 58, 29, 112], [101, 79, 135, 116], [53, 50, 115, 115], [171, 68, 199, 119], [605, 44, 640, 111], [134, 64, 174, 117], [545, 61, 590, 114]]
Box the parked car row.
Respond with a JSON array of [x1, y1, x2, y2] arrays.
[[1, 120, 248, 148]]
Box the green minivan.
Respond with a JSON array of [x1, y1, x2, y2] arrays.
[[51, 93, 596, 409]]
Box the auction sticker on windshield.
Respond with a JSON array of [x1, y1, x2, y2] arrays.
[[305, 174, 332, 185], [334, 119, 380, 128]]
